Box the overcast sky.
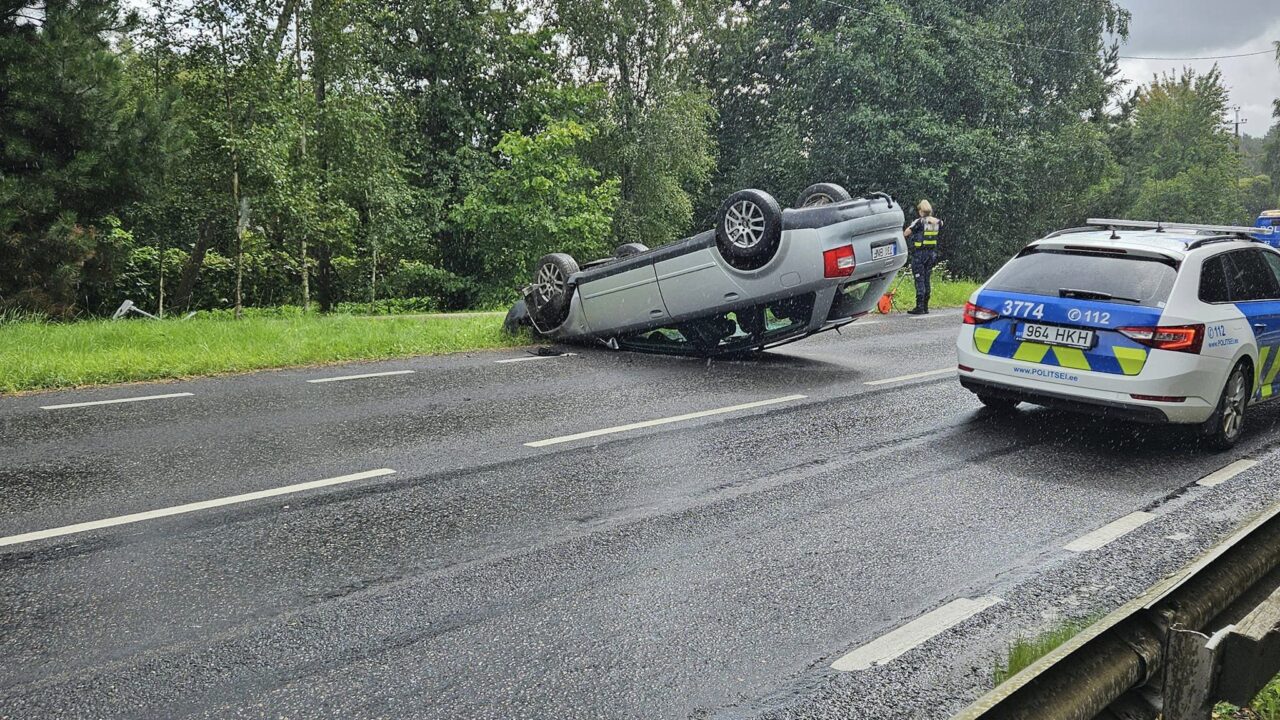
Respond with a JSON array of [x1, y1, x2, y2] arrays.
[[1110, 0, 1280, 136]]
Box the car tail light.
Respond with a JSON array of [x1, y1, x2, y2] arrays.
[[1118, 324, 1204, 354], [824, 245, 855, 278], [963, 302, 999, 325]]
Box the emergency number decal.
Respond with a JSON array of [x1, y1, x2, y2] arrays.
[[1002, 300, 1044, 320], [1206, 324, 1239, 349], [1067, 308, 1111, 325]]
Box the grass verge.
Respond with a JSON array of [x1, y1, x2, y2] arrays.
[[0, 313, 525, 394], [879, 266, 981, 313]]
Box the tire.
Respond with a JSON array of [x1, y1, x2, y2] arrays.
[[795, 182, 852, 208], [614, 242, 649, 258], [976, 394, 1020, 412], [1202, 362, 1250, 451], [528, 253, 578, 328], [715, 189, 783, 269]]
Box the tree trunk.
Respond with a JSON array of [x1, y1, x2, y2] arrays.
[[295, 2, 309, 313], [172, 219, 212, 311]]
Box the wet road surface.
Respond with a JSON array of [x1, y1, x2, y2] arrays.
[[3, 311, 1279, 719]]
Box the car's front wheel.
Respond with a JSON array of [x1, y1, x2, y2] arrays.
[[716, 189, 782, 269], [1203, 361, 1250, 450], [528, 253, 579, 328], [976, 394, 1020, 412]]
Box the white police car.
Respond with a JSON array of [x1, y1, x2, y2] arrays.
[[957, 219, 1280, 449]]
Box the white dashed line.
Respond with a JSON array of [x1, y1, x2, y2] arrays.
[[525, 394, 807, 448], [307, 370, 416, 383], [1064, 511, 1155, 553], [1196, 459, 1258, 487], [864, 368, 955, 386], [495, 353, 578, 364], [40, 392, 194, 410], [0, 469, 396, 548], [831, 596, 1002, 671]]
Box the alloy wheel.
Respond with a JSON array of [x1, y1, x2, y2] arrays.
[[725, 200, 767, 249], [1222, 370, 1247, 440]]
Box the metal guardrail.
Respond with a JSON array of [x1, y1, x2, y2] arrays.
[[952, 500, 1280, 720]]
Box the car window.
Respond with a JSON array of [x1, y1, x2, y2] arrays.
[[1199, 255, 1231, 303], [1263, 251, 1280, 290], [1223, 250, 1280, 302], [984, 249, 1178, 307]]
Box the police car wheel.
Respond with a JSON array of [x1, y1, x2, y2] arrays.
[[976, 394, 1020, 412], [1203, 362, 1250, 451]]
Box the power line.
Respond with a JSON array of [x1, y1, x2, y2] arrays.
[[810, 0, 1277, 62]]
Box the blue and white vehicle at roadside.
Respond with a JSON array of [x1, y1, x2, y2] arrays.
[[957, 219, 1280, 449]]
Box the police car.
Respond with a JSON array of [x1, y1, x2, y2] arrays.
[[957, 218, 1280, 449]]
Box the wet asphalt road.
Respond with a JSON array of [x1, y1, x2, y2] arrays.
[[3, 311, 1279, 719]]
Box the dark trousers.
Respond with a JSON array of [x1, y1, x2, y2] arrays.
[[909, 247, 938, 309]]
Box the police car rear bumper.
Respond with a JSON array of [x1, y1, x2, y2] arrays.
[[959, 375, 1171, 423]]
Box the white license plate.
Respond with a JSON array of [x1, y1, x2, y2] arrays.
[[871, 244, 894, 261], [1019, 323, 1095, 349]]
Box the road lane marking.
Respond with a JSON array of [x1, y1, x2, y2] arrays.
[[525, 394, 807, 448], [831, 596, 1002, 671], [1064, 511, 1155, 553], [0, 469, 396, 548], [40, 392, 194, 410], [864, 368, 955, 386], [1196, 459, 1257, 487], [495, 353, 578, 364], [307, 370, 415, 383]]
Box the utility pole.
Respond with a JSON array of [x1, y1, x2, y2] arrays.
[[1226, 105, 1247, 153]]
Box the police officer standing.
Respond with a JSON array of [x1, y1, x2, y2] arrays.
[[903, 199, 942, 315]]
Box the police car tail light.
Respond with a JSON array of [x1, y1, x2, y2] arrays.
[[1118, 324, 1204, 354], [962, 302, 999, 325], [823, 245, 855, 278]]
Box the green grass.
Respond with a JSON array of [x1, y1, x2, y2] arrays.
[[879, 267, 981, 312], [992, 617, 1097, 685], [0, 313, 525, 394], [1216, 674, 1280, 719]]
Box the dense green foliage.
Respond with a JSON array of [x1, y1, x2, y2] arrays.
[[2, 0, 1278, 317]]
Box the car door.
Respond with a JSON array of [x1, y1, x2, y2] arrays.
[[1224, 248, 1280, 400], [578, 263, 670, 334]]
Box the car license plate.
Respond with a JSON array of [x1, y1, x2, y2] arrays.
[[1019, 323, 1094, 349], [871, 244, 894, 261]]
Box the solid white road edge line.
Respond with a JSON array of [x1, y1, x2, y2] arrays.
[[1064, 511, 1155, 553], [525, 394, 808, 448], [831, 596, 1002, 672], [495, 353, 578, 364], [307, 370, 416, 383], [1196, 459, 1258, 487], [0, 469, 396, 548], [864, 367, 955, 386], [40, 392, 195, 410]]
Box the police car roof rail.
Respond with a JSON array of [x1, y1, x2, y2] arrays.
[[1086, 217, 1275, 238], [1040, 226, 1098, 240], [1186, 235, 1245, 250]]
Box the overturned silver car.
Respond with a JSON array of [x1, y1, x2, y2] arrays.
[[504, 183, 908, 356]]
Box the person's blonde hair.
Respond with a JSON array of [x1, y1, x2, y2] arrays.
[[917, 199, 933, 215]]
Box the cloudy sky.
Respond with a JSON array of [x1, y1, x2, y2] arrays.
[[1110, 0, 1280, 136]]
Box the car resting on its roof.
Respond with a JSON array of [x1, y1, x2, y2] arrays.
[[503, 184, 908, 357]]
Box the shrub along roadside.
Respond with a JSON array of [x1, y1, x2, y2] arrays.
[[0, 314, 526, 394]]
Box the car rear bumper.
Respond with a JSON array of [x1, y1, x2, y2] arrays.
[[958, 374, 1173, 423]]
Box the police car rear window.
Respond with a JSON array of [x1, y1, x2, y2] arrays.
[[985, 249, 1178, 307]]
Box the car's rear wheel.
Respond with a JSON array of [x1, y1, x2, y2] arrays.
[[1203, 361, 1250, 450], [795, 183, 852, 208], [716, 189, 782, 269], [614, 242, 648, 258], [528, 253, 578, 328], [976, 394, 1020, 412]]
